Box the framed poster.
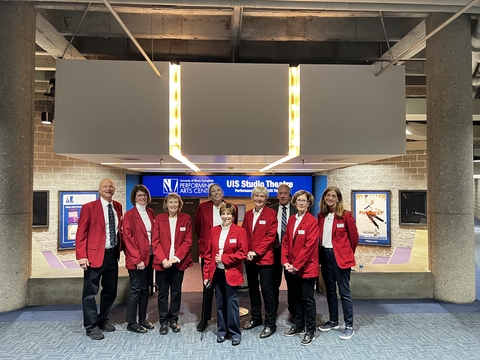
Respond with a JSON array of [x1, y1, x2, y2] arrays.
[[399, 190, 427, 226], [58, 191, 99, 250], [352, 190, 391, 246], [33, 190, 49, 228]]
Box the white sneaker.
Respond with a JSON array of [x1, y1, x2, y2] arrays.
[[340, 326, 355, 340]]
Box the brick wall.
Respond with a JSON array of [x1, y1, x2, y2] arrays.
[[32, 101, 430, 267], [325, 150, 427, 266], [33, 101, 127, 262]]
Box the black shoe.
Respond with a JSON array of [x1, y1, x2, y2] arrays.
[[243, 320, 262, 330], [196, 319, 209, 332], [301, 333, 315, 346], [98, 321, 115, 332], [86, 328, 104, 340], [139, 320, 155, 330], [259, 325, 277, 339], [127, 323, 147, 333], [171, 322, 181, 332], [283, 327, 305, 337], [217, 335, 226, 343], [159, 324, 168, 335], [232, 337, 241, 346]]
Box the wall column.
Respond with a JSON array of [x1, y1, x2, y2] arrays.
[[426, 13, 475, 303], [0, 2, 36, 311]]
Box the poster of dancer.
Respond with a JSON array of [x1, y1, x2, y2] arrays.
[[351, 190, 391, 246]]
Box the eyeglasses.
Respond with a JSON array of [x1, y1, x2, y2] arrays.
[[296, 199, 308, 204]]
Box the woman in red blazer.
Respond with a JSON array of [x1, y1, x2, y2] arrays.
[[152, 193, 193, 335], [281, 190, 319, 346], [317, 186, 359, 341], [123, 184, 155, 333], [203, 203, 247, 346], [241, 186, 278, 338], [194, 183, 238, 332]]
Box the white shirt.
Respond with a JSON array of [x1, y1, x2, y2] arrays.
[[277, 204, 291, 241], [100, 197, 118, 249], [169, 217, 177, 259], [322, 213, 335, 248], [293, 212, 305, 235], [212, 203, 222, 227], [252, 206, 264, 231], [217, 225, 230, 269], [136, 203, 152, 245]]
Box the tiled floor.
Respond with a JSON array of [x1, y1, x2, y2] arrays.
[[1, 225, 479, 359]]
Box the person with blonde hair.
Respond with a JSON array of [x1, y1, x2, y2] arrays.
[[242, 186, 278, 339], [317, 186, 359, 340], [152, 193, 193, 335]]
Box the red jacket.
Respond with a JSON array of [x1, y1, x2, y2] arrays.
[[194, 200, 238, 258], [76, 199, 123, 268], [152, 212, 193, 271], [242, 206, 278, 265], [203, 224, 248, 287], [281, 212, 319, 278], [318, 211, 359, 269], [122, 206, 154, 270]]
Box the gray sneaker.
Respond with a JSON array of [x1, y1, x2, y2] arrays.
[[340, 326, 355, 340], [318, 321, 339, 332]]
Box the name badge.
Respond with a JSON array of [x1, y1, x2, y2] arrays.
[[337, 224, 344, 228], [180, 227, 186, 231], [229, 239, 237, 244], [298, 230, 305, 235], [259, 220, 266, 225]]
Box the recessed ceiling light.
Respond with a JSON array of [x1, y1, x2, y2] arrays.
[[115, 157, 141, 161]]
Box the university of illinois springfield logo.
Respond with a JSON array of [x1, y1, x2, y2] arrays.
[[163, 179, 178, 193]]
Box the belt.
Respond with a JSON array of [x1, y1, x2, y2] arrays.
[[322, 247, 333, 250], [105, 247, 115, 254]]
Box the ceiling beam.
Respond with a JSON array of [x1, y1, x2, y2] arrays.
[[36, 10, 85, 59], [231, 6, 242, 61]]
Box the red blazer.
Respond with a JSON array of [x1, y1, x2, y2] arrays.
[[76, 199, 123, 268], [194, 201, 238, 258], [152, 212, 193, 271], [281, 212, 319, 278], [122, 206, 155, 270], [242, 206, 278, 265], [318, 211, 359, 269], [203, 224, 248, 287]]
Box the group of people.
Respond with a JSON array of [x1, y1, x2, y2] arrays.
[[76, 178, 359, 347]]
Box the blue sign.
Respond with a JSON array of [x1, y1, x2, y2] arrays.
[[143, 175, 312, 198], [58, 191, 99, 250]]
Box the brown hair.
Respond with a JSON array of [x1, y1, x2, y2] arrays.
[[319, 186, 346, 218], [130, 184, 151, 206], [291, 190, 314, 210], [219, 203, 236, 217]]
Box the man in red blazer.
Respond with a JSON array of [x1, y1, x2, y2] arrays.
[[242, 186, 278, 339], [76, 178, 123, 341]]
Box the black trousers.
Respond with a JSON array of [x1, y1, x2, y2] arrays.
[[214, 268, 241, 340], [321, 247, 354, 327], [156, 266, 185, 325], [288, 273, 316, 336], [82, 248, 118, 332], [199, 258, 214, 321], [245, 262, 276, 327], [272, 246, 295, 317], [126, 268, 149, 324]]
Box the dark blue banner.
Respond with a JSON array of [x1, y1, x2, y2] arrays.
[[142, 175, 312, 198]]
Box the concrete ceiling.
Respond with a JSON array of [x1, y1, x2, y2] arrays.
[[29, 0, 480, 173]]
